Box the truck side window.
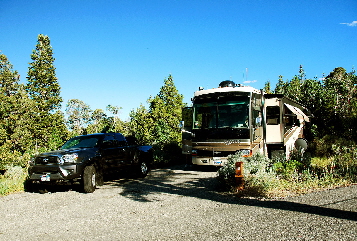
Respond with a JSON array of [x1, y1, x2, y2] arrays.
[[267, 106, 280, 125], [102, 135, 116, 148], [115, 133, 127, 146]]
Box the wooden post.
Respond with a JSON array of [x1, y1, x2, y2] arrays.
[[235, 161, 244, 190]]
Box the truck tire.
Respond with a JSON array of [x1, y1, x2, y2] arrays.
[[82, 165, 96, 193], [96, 170, 104, 186], [95, 164, 104, 186]]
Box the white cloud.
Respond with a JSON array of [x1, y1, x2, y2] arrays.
[[243, 80, 257, 84], [340, 21, 357, 27]]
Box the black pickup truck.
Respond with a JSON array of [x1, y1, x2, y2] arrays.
[[28, 133, 153, 193]]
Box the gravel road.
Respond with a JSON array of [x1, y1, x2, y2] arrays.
[[1, 165, 356, 240]]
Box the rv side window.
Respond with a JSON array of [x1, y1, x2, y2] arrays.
[[266, 106, 280, 125]]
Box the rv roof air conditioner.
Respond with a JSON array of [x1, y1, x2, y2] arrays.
[[219, 80, 236, 88]]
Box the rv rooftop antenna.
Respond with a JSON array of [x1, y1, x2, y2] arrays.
[[246, 68, 248, 83]]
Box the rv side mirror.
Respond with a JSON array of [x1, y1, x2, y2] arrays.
[[179, 121, 184, 131], [255, 116, 262, 126]]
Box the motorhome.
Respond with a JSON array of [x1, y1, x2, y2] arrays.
[[181, 80, 310, 167]]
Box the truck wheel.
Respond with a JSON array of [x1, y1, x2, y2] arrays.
[[24, 179, 35, 192], [82, 165, 96, 193], [96, 170, 104, 186]]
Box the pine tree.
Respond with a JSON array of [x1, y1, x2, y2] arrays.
[[0, 53, 19, 167], [25, 34, 67, 151], [129, 104, 153, 144], [263, 80, 272, 94], [274, 75, 285, 94], [299, 64, 306, 81], [26, 34, 62, 112], [129, 75, 184, 163], [148, 75, 184, 162], [149, 75, 184, 145], [0, 52, 20, 96], [322, 67, 357, 139], [0, 53, 36, 167]]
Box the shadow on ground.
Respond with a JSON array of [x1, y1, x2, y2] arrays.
[[110, 165, 357, 222]]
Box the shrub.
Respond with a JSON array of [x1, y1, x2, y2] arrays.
[[0, 147, 32, 170], [313, 135, 355, 157], [0, 165, 27, 196], [217, 148, 355, 198], [311, 135, 357, 181], [310, 157, 335, 176], [273, 160, 302, 180], [217, 155, 239, 190], [217, 152, 278, 197], [3, 165, 25, 179], [289, 146, 311, 168], [332, 144, 357, 178]]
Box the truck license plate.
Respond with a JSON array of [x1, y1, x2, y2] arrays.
[[41, 174, 50, 182]]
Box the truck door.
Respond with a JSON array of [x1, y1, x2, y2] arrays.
[[115, 133, 130, 166], [101, 134, 123, 171]]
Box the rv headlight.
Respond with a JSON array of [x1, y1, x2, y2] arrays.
[[60, 153, 78, 164]]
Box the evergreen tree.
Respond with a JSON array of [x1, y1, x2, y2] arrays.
[[263, 80, 272, 94], [284, 75, 303, 102], [25, 34, 67, 151], [148, 75, 184, 146], [274, 75, 285, 94], [0, 53, 20, 167], [129, 75, 184, 163], [129, 104, 153, 144], [26, 34, 62, 112], [148, 75, 184, 162], [321, 67, 357, 139], [298, 64, 306, 81], [0, 53, 36, 167], [0, 53, 20, 96], [275, 66, 357, 141]]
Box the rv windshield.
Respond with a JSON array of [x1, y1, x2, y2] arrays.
[[193, 99, 249, 129]]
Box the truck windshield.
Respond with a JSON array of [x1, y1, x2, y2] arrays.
[[193, 99, 249, 129], [61, 135, 102, 149]]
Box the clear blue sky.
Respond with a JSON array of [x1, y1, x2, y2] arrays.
[[1, 0, 356, 120]]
